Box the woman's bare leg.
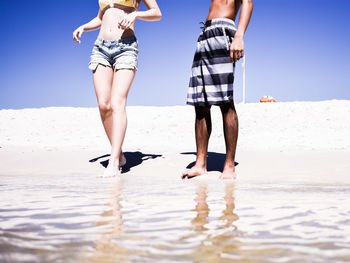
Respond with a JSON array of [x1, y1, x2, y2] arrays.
[[93, 65, 126, 167], [104, 69, 136, 176], [93, 65, 114, 142]]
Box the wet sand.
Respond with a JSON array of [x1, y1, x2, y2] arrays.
[[1, 101, 350, 262], [1, 146, 350, 185]]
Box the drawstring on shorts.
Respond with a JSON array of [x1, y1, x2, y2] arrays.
[[222, 26, 230, 51]]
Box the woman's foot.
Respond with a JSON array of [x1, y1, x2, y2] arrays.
[[99, 163, 121, 178], [119, 152, 127, 167], [99, 152, 126, 178]]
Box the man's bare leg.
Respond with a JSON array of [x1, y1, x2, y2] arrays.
[[219, 102, 238, 180], [182, 106, 212, 179]]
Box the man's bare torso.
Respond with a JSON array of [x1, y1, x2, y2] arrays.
[[207, 0, 242, 21]]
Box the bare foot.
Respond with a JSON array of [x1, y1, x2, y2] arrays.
[[99, 165, 121, 178], [182, 166, 207, 179], [119, 152, 127, 167], [219, 169, 237, 180]]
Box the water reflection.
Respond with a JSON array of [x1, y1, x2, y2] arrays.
[[2, 173, 350, 263], [191, 182, 210, 231], [190, 181, 242, 262], [192, 181, 238, 229], [88, 178, 128, 263], [220, 182, 239, 227], [87, 179, 242, 263]]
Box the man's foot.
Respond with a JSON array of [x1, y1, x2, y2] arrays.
[[182, 166, 207, 179], [99, 164, 121, 178], [119, 152, 127, 167], [219, 168, 237, 180]]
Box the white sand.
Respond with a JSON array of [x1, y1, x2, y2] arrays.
[[0, 100, 349, 183]]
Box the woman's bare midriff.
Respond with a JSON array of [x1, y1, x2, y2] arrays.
[[98, 6, 136, 40]]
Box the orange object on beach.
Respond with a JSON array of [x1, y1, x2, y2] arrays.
[[260, 96, 276, 103]]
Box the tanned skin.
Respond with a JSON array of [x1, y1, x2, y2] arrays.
[[183, 0, 253, 180]]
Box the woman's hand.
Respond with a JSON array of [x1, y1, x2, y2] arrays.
[[73, 26, 85, 44], [118, 12, 137, 30]]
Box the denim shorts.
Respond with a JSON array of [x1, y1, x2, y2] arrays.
[[88, 36, 138, 72]]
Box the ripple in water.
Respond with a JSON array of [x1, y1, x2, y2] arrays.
[[1, 173, 350, 263]]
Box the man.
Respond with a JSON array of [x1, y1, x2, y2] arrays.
[[183, 0, 253, 179]]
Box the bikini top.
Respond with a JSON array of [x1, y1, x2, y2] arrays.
[[99, 0, 136, 10]]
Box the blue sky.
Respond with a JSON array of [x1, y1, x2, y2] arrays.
[[0, 0, 349, 109]]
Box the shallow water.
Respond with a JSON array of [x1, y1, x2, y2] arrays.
[[1, 173, 350, 263]]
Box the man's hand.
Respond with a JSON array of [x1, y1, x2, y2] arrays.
[[230, 35, 244, 62]]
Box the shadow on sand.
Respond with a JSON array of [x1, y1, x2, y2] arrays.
[[181, 152, 239, 172], [89, 151, 162, 173]]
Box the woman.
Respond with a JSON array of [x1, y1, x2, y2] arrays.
[[73, 0, 162, 177]]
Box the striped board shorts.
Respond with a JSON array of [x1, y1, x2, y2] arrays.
[[187, 18, 237, 106]]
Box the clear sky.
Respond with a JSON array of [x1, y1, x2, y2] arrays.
[[0, 0, 349, 109]]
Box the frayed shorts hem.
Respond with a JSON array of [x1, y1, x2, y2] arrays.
[[89, 62, 137, 72], [88, 36, 138, 72]]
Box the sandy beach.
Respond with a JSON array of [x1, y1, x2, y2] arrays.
[[1, 100, 349, 181], [1, 100, 350, 262]]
